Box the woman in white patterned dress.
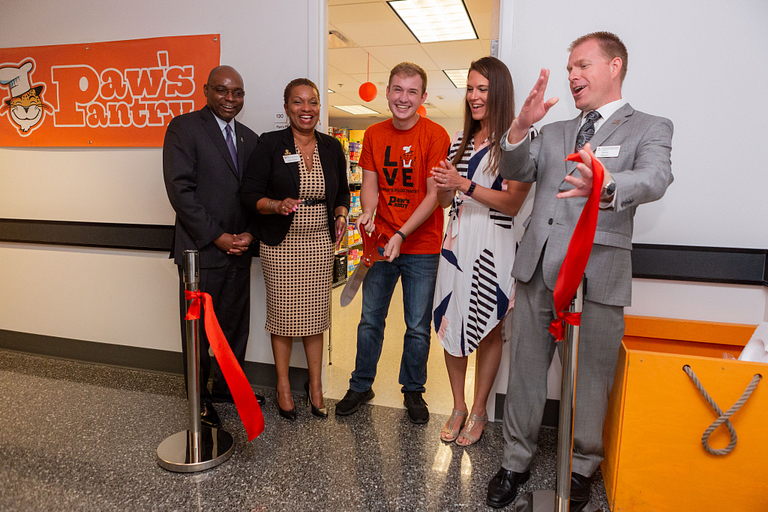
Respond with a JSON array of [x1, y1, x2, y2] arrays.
[[431, 57, 532, 446]]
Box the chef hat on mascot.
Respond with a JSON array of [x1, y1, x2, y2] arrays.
[[0, 62, 35, 98]]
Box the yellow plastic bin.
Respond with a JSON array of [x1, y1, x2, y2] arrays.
[[602, 316, 767, 511]]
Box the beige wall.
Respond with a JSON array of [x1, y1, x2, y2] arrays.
[[0, 0, 327, 369]]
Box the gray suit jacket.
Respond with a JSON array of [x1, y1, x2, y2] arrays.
[[499, 103, 673, 307], [163, 107, 259, 268]]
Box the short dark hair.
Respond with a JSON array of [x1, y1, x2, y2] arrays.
[[388, 62, 428, 94], [569, 31, 628, 82], [283, 78, 320, 105]]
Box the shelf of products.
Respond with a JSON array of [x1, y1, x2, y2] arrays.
[[330, 126, 367, 283]]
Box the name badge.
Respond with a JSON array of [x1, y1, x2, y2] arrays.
[[283, 154, 301, 163], [595, 145, 620, 158]]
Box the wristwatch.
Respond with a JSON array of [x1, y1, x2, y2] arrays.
[[601, 177, 616, 201]]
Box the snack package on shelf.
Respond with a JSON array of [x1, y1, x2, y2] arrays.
[[348, 141, 361, 163], [330, 127, 349, 152], [353, 225, 361, 244], [348, 163, 362, 183], [350, 190, 361, 216]]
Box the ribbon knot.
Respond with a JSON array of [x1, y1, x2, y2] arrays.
[[548, 311, 583, 341], [184, 289, 264, 441], [184, 290, 203, 320]]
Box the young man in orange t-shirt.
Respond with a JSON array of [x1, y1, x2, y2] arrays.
[[335, 62, 450, 423]]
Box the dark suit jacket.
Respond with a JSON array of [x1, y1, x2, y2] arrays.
[[500, 103, 674, 306], [241, 127, 350, 246], [163, 107, 259, 268]]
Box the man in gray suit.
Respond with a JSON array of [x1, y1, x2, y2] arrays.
[[486, 32, 673, 509], [163, 65, 260, 429]]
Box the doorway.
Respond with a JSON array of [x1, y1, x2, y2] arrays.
[[324, 0, 495, 417]]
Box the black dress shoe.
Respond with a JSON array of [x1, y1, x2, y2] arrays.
[[304, 380, 327, 418], [200, 402, 221, 429], [276, 392, 296, 421], [569, 472, 593, 511], [486, 467, 530, 508]]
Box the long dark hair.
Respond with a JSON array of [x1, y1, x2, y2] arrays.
[[452, 57, 515, 175]]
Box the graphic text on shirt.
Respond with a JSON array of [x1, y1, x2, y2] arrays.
[[382, 145, 416, 187]]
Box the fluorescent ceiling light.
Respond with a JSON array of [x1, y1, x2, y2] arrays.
[[443, 69, 469, 88], [333, 105, 380, 115], [387, 0, 477, 43]]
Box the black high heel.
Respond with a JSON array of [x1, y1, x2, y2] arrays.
[[276, 391, 296, 420], [304, 380, 327, 418]]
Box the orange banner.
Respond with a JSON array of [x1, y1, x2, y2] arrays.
[[0, 35, 220, 147]]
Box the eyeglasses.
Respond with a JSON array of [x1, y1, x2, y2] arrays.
[[208, 85, 245, 99]]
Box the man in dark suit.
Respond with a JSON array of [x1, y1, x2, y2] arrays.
[[163, 65, 261, 428], [486, 32, 673, 509]]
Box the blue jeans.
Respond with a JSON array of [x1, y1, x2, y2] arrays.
[[349, 253, 440, 394]]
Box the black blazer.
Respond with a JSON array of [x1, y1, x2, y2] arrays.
[[241, 127, 350, 246], [163, 107, 259, 268]]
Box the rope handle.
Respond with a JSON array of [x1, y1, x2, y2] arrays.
[[683, 364, 762, 456]]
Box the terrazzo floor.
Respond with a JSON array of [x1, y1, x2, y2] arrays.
[[1, 349, 611, 511]]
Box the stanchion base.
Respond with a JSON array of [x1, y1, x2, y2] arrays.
[[514, 490, 600, 512], [156, 427, 234, 473]]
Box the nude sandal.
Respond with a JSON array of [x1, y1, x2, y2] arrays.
[[440, 408, 467, 443], [456, 413, 487, 446]]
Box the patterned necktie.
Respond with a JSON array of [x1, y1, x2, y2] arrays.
[[225, 124, 239, 175], [575, 110, 601, 150]]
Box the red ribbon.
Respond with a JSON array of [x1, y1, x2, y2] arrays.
[[547, 151, 605, 341], [185, 290, 265, 441]]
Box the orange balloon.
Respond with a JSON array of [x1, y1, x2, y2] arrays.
[[358, 82, 377, 102], [417, 105, 427, 118]]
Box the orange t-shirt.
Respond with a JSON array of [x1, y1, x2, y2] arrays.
[[358, 117, 450, 254]]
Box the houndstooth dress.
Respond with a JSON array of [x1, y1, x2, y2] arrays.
[[260, 143, 333, 337]]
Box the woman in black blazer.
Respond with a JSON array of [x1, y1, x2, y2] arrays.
[[241, 78, 349, 420]]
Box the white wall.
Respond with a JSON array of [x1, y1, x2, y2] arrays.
[[493, 0, 768, 409], [502, 0, 768, 251], [497, 0, 767, 325], [0, 0, 326, 368]]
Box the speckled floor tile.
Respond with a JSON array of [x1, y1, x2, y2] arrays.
[[1, 350, 610, 511]]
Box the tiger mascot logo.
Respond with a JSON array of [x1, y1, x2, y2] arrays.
[[0, 61, 53, 135]]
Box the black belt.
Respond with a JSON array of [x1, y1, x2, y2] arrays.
[[302, 198, 326, 206]]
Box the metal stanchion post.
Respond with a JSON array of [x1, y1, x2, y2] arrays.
[[514, 279, 598, 512], [157, 250, 234, 473]]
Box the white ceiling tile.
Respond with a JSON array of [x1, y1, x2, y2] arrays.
[[328, 66, 363, 97], [329, 0, 380, 5], [464, 0, 494, 40], [348, 72, 392, 88], [421, 39, 487, 70], [328, 48, 390, 75], [329, 3, 416, 47], [365, 44, 439, 71]]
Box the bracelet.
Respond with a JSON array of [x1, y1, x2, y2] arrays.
[[394, 230, 406, 242], [465, 181, 477, 197], [335, 214, 347, 222]]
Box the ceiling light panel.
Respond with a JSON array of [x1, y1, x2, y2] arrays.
[[387, 0, 477, 43], [333, 105, 381, 115], [443, 69, 469, 88]]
